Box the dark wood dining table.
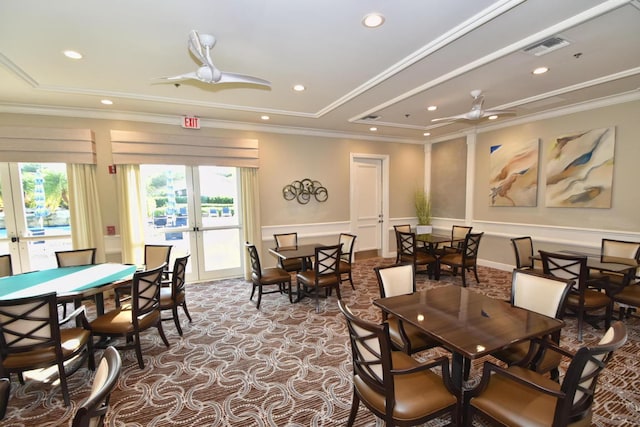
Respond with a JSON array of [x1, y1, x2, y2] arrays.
[[373, 285, 564, 393]]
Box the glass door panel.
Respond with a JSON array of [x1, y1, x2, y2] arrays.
[[140, 165, 243, 282], [0, 163, 72, 273]]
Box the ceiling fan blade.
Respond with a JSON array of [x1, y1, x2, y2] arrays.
[[430, 113, 470, 123], [188, 30, 213, 68], [160, 71, 199, 81], [219, 72, 271, 87]]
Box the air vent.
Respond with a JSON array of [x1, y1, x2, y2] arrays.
[[361, 115, 380, 121], [523, 36, 570, 56]]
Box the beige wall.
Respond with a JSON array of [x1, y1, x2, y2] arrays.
[[431, 137, 466, 219], [474, 100, 640, 231]]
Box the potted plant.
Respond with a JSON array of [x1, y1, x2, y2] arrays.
[[414, 189, 432, 234]]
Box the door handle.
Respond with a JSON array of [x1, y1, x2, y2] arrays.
[[11, 236, 19, 243]]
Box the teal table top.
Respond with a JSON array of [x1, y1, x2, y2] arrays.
[[0, 263, 137, 300]]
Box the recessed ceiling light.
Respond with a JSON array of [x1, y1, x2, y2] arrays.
[[63, 50, 83, 59], [423, 132, 431, 136], [488, 115, 498, 120], [369, 127, 378, 132], [100, 99, 113, 105], [261, 115, 270, 121], [362, 13, 385, 28], [532, 66, 549, 75], [427, 106, 437, 111], [293, 84, 305, 92]]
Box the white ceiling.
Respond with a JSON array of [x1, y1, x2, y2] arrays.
[[1, 0, 639, 143]]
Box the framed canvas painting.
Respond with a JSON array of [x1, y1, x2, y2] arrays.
[[489, 139, 539, 206], [545, 127, 615, 208]]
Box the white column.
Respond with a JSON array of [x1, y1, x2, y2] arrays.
[[465, 131, 476, 226], [423, 142, 432, 195]]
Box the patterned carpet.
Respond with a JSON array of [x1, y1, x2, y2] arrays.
[[1, 257, 638, 426]]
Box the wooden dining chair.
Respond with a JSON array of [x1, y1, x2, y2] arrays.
[[338, 300, 458, 427], [468, 322, 627, 427], [539, 250, 613, 342], [90, 264, 169, 369], [55, 248, 98, 316], [71, 346, 122, 427], [0, 377, 8, 420], [246, 242, 292, 309], [296, 244, 341, 313], [510, 236, 535, 269], [159, 254, 192, 335], [437, 225, 472, 255], [0, 292, 95, 406], [491, 269, 573, 380], [338, 233, 357, 290], [0, 254, 12, 278], [374, 263, 440, 355], [144, 244, 172, 279], [437, 232, 483, 286], [273, 232, 306, 273], [393, 224, 411, 263], [397, 231, 437, 278]]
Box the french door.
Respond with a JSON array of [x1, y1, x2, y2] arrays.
[[139, 165, 243, 282], [0, 163, 73, 273]]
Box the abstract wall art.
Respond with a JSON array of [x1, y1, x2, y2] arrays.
[[545, 127, 615, 208], [489, 139, 539, 206]]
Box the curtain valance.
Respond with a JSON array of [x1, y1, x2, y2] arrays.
[[0, 127, 96, 163], [110, 130, 259, 168]]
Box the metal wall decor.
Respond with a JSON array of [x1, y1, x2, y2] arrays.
[[282, 179, 328, 204]]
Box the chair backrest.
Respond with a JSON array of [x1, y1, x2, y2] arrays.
[[170, 255, 190, 299], [511, 269, 572, 318], [55, 248, 96, 267], [338, 300, 393, 399], [375, 263, 416, 298], [0, 254, 12, 278], [144, 245, 172, 270], [452, 225, 472, 240], [131, 264, 165, 326], [463, 232, 483, 260], [511, 237, 534, 269], [539, 251, 588, 292], [393, 224, 411, 234], [601, 239, 640, 278], [314, 244, 341, 279], [0, 292, 59, 356], [274, 233, 297, 248], [397, 231, 417, 258], [71, 346, 122, 427], [245, 242, 262, 280], [556, 322, 627, 425], [339, 233, 357, 264]]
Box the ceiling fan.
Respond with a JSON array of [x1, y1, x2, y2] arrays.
[[431, 90, 515, 123], [161, 30, 271, 87]]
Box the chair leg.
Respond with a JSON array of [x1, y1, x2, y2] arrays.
[[461, 268, 467, 287], [181, 302, 192, 323], [256, 285, 263, 309], [250, 282, 257, 301], [315, 286, 320, 313], [335, 284, 342, 300], [172, 307, 183, 336], [57, 359, 71, 406], [346, 389, 360, 427], [157, 321, 170, 348], [134, 333, 145, 369], [577, 310, 584, 342], [473, 266, 480, 284]]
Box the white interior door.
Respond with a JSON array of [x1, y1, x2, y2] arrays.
[[351, 156, 387, 256]]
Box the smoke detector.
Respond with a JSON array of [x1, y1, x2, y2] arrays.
[[523, 36, 570, 56]]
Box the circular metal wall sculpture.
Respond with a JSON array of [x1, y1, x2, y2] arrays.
[[282, 179, 328, 204]]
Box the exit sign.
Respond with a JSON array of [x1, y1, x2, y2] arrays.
[[182, 116, 200, 129]]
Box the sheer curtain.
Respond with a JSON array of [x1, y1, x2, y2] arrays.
[[116, 164, 145, 265], [67, 164, 106, 262], [240, 167, 261, 280]]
